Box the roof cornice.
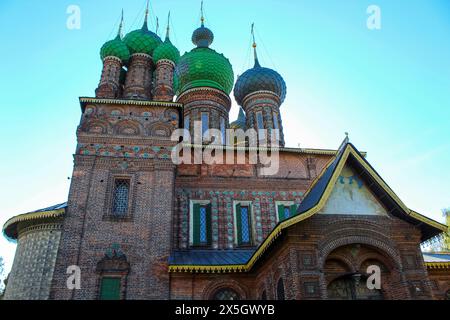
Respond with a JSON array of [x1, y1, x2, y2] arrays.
[[425, 262, 450, 270], [79, 97, 183, 112], [3, 208, 66, 240], [181, 143, 363, 156]]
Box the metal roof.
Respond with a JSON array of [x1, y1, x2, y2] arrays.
[[3, 202, 67, 240], [296, 142, 346, 215], [169, 249, 254, 266], [28, 202, 67, 213], [423, 252, 450, 263]]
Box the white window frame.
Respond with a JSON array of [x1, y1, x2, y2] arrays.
[[189, 199, 211, 246], [275, 201, 296, 223], [233, 200, 255, 246]]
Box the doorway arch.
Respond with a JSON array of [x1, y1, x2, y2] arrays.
[[323, 244, 395, 300], [327, 273, 384, 300]]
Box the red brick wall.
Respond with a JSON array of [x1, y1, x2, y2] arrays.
[[170, 214, 436, 300], [50, 102, 179, 300], [427, 269, 450, 300]]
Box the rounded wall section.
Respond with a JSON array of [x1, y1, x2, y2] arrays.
[[4, 220, 63, 300]]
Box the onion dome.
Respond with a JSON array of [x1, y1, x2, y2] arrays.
[[230, 108, 246, 129], [234, 25, 286, 106], [153, 13, 180, 64], [100, 12, 130, 63], [175, 16, 233, 95], [153, 38, 180, 64], [123, 5, 162, 55], [234, 59, 286, 106], [100, 35, 131, 62], [173, 73, 180, 93], [192, 25, 214, 48]]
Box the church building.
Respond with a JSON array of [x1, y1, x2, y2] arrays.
[[2, 4, 450, 300]]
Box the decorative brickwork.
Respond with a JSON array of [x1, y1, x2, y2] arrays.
[[153, 59, 175, 101], [170, 215, 436, 300], [4, 220, 63, 300], [124, 53, 154, 100], [427, 268, 450, 300], [49, 96, 180, 299], [242, 91, 285, 147], [96, 57, 123, 98], [177, 87, 231, 141]]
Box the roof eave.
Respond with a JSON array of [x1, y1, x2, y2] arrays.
[[3, 208, 66, 240], [79, 97, 183, 113]]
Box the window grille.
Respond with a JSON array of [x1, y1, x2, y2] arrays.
[[199, 206, 208, 244], [112, 179, 130, 216], [240, 206, 251, 244]]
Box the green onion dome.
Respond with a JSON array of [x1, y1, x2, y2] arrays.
[[153, 37, 180, 64], [175, 24, 234, 95], [123, 22, 162, 56], [173, 72, 180, 93], [100, 34, 131, 63], [234, 58, 287, 106]]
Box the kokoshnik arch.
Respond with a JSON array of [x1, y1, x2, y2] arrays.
[[2, 3, 450, 300]]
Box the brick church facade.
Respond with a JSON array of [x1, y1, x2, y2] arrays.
[[3, 6, 450, 300]]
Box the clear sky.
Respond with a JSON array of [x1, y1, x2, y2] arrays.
[[0, 0, 449, 273]]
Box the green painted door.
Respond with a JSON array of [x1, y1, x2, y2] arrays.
[[100, 277, 121, 300]]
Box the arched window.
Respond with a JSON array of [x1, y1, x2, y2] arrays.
[[213, 288, 240, 300], [277, 278, 285, 300], [261, 290, 267, 300]]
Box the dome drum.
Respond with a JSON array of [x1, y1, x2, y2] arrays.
[[123, 53, 154, 100], [96, 56, 123, 98], [241, 90, 282, 110], [176, 87, 232, 112]]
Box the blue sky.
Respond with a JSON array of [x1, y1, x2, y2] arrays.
[[0, 0, 449, 273]]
